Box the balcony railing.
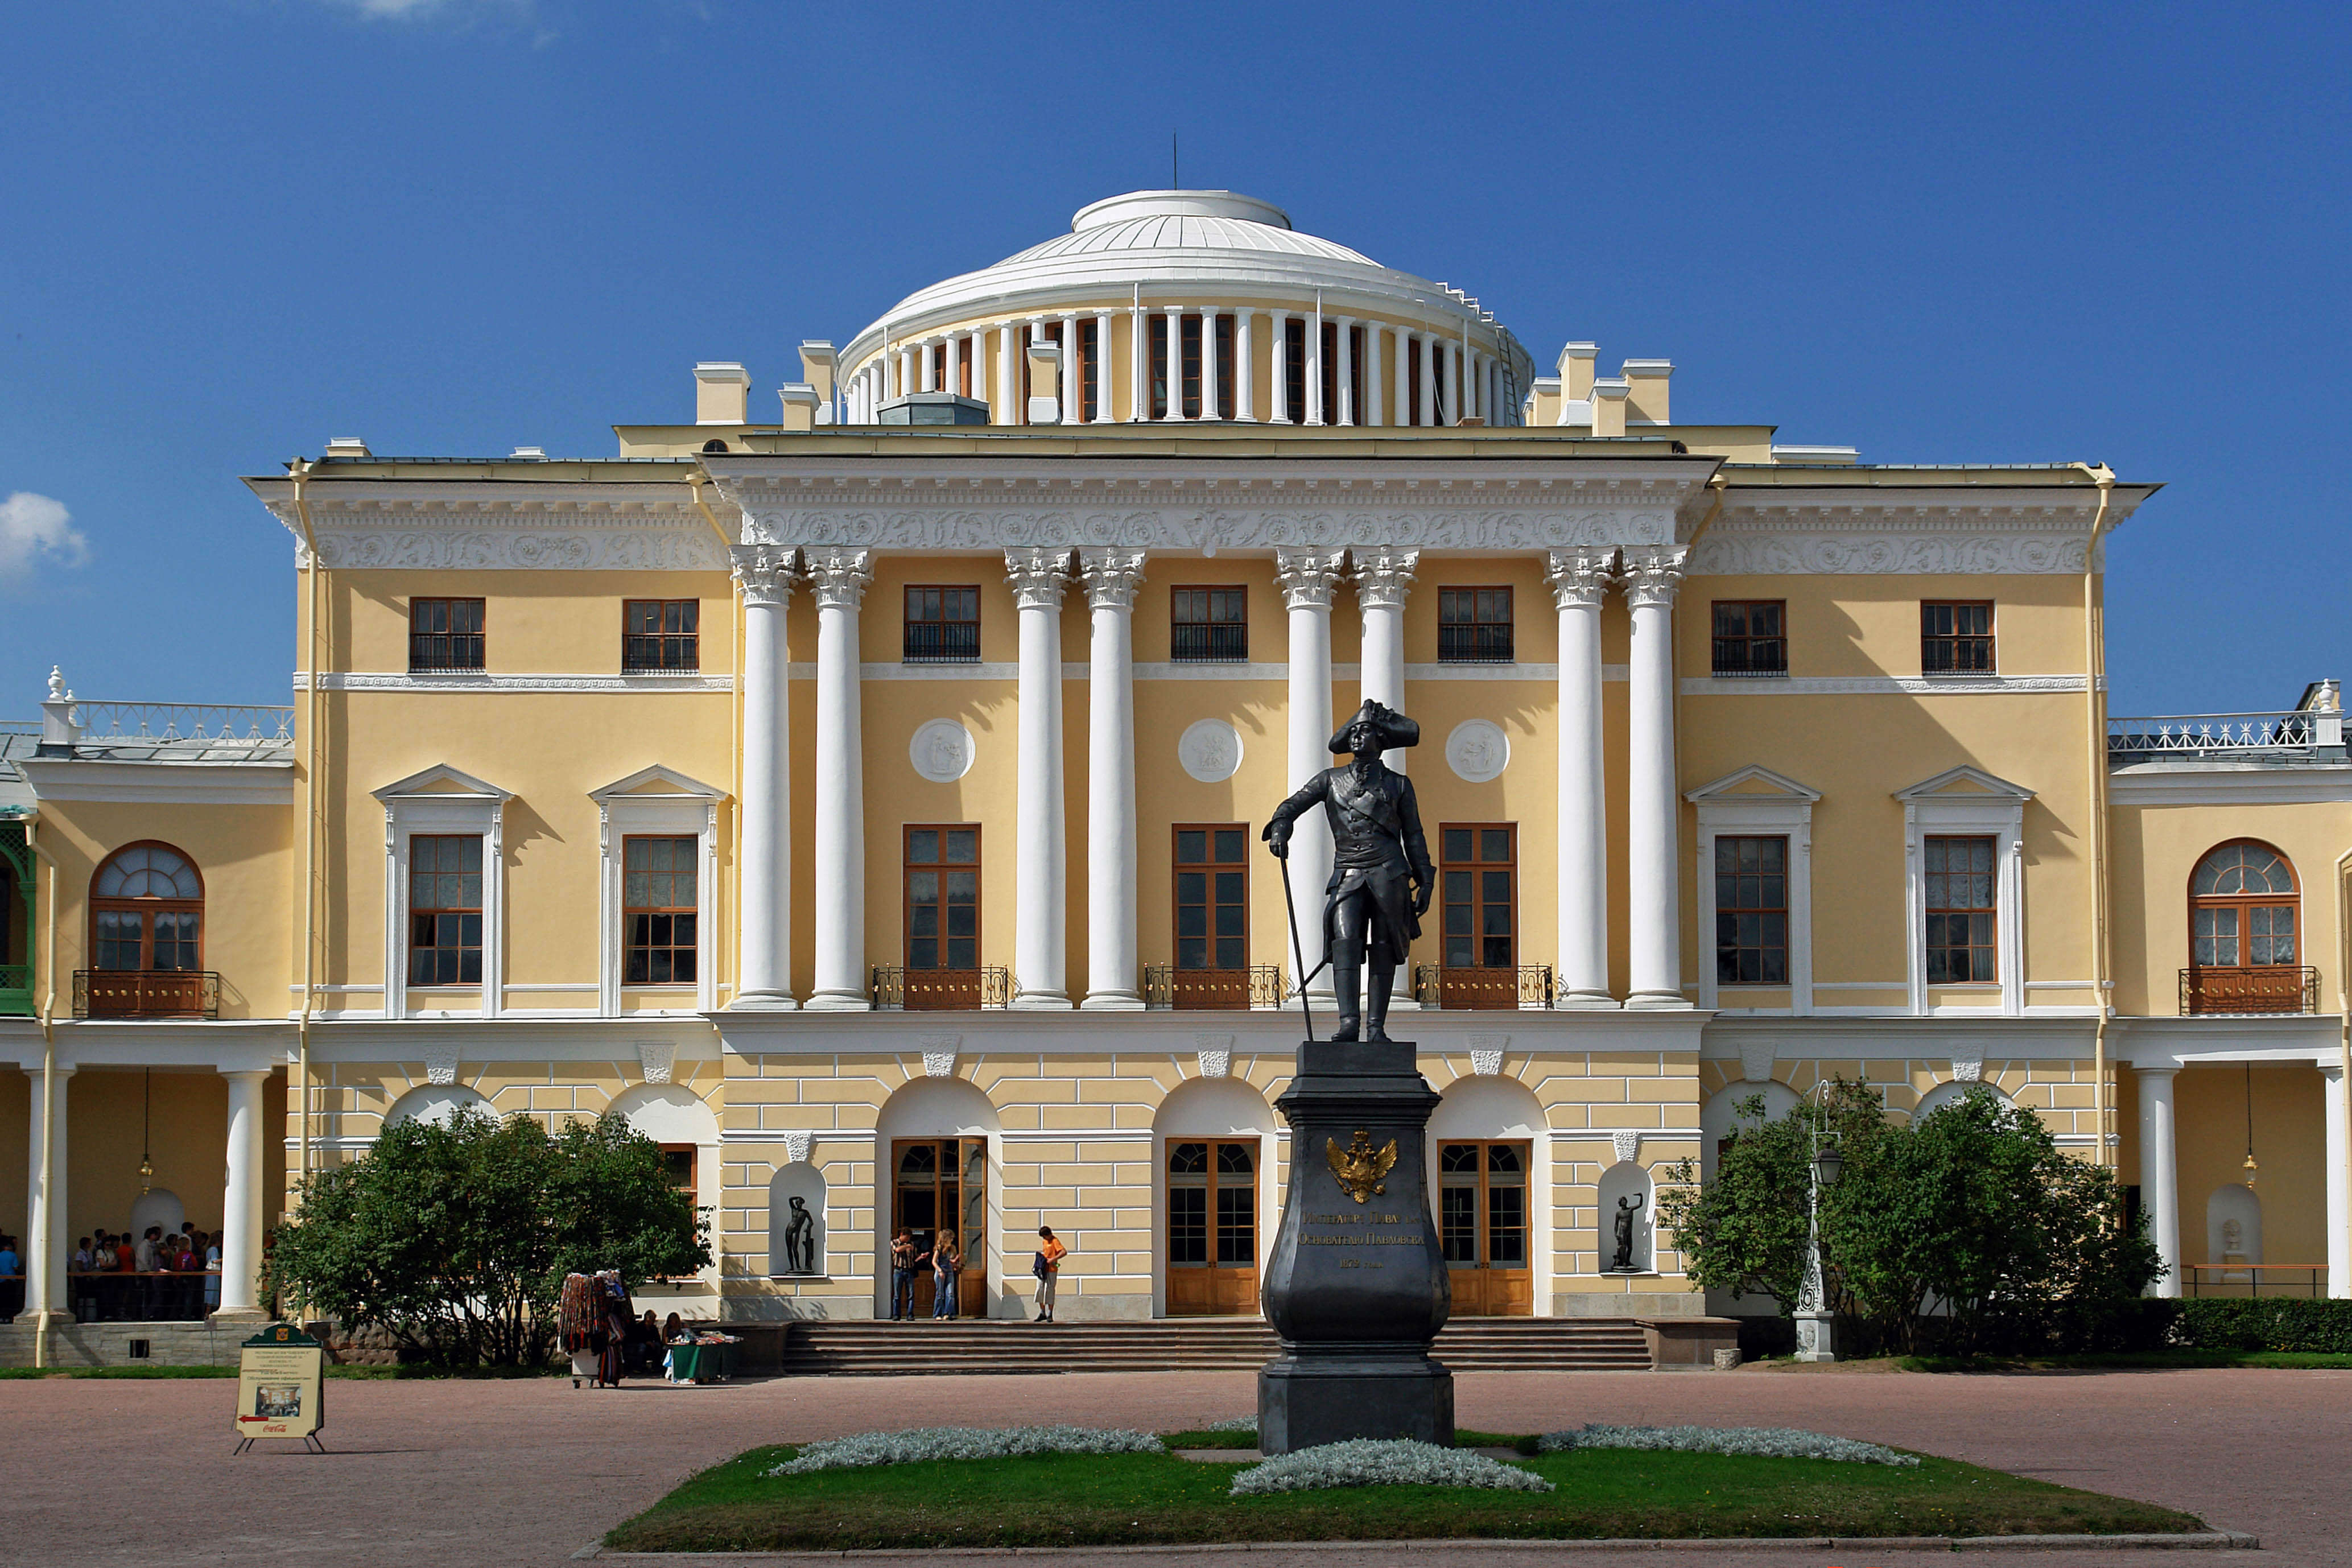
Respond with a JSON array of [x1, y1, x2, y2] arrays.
[[2182, 1264, 2328, 1298], [2181, 966, 2318, 1016], [1142, 964, 1286, 1010], [1413, 964, 1554, 1010], [902, 622, 980, 663], [68, 701, 295, 761], [2108, 711, 2330, 758], [0, 963, 30, 1018], [75, 969, 221, 1020], [1170, 623, 1249, 663], [1437, 623, 1515, 665], [869, 965, 1009, 1010]]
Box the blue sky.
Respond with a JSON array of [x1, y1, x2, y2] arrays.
[[1, 1, 2343, 715]]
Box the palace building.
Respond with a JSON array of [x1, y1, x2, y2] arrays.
[[2, 189, 2346, 1356]]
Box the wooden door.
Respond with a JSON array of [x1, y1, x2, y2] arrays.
[[1438, 825, 1519, 1008], [1439, 1140, 1532, 1315], [905, 826, 980, 1009], [1173, 825, 1249, 1009], [893, 1136, 988, 1317], [1165, 1138, 1260, 1315]]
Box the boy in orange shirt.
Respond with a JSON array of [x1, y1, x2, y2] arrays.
[[1032, 1226, 1067, 1323]]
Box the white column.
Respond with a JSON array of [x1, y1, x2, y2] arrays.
[[732, 546, 797, 1008], [919, 341, 936, 394], [1080, 549, 1148, 1009], [1396, 329, 1414, 427], [1417, 332, 1438, 426], [217, 1068, 269, 1317], [1276, 550, 1346, 1001], [943, 336, 961, 402], [898, 348, 914, 401], [1306, 306, 1324, 425], [997, 325, 1018, 424], [1334, 317, 1355, 426], [1059, 313, 1079, 423], [1623, 547, 1689, 1008], [1443, 341, 1462, 427], [1006, 549, 1074, 1008], [1354, 547, 1417, 1016], [805, 548, 872, 1009], [1128, 302, 1146, 422], [1162, 307, 1185, 419], [1548, 548, 1614, 1008], [2325, 1061, 2350, 1298], [1237, 312, 1256, 422], [1093, 313, 1112, 423], [1202, 311, 1221, 420], [23, 1066, 71, 1323], [1271, 313, 1290, 424], [1364, 324, 1385, 427], [2138, 1065, 2182, 1298]]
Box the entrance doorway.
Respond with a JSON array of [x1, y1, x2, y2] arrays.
[[1439, 1140, 1532, 1315], [892, 1137, 987, 1317], [1165, 1137, 1260, 1315]]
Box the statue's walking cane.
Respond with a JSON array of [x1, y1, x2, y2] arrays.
[[1276, 841, 1317, 1042]]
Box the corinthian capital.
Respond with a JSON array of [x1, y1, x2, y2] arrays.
[[1273, 547, 1347, 611], [1005, 547, 1072, 611], [804, 547, 873, 610], [1545, 547, 1615, 610], [1620, 546, 1689, 610], [731, 545, 798, 608], [1350, 547, 1419, 611], [1077, 547, 1148, 612]]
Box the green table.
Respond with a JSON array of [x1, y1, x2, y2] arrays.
[[666, 1341, 737, 1383]]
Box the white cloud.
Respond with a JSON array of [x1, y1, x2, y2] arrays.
[[0, 493, 90, 583], [313, 0, 534, 18]]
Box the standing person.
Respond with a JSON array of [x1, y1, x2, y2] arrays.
[[929, 1229, 961, 1319], [203, 1231, 222, 1313], [134, 1226, 162, 1274], [1031, 1226, 1067, 1323], [0, 1235, 19, 1322], [888, 1229, 918, 1321]]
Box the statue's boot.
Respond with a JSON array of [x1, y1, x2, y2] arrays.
[[1330, 950, 1363, 1041], [1364, 954, 1397, 1042]]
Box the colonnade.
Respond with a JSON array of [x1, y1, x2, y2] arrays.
[[728, 543, 1689, 1016], [840, 310, 1517, 428], [2137, 1062, 2351, 1299], [19, 1064, 270, 1324]]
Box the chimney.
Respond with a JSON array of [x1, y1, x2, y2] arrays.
[[799, 342, 838, 424], [1590, 378, 1631, 437], [1025, 336, 1062, 425], [508, 445, 547, 460], [1621, 359, 1672, 424], [324, 436, 370, 459], [1557, 342, 1598, 401], [695, 362, 751, 425], [777, 383, 820, 433]]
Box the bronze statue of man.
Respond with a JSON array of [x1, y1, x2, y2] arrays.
[[1262, 699, 1433, 1043]]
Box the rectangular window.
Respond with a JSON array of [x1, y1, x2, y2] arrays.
[[622, 599, 699, 672], [904, 826, 980, 972], [409, 599, 484, 672], [659, 1143, 698, 1208], [407, 834, 484, 986], [1214, 314, 1236, 420], [1284, 318, 1307, 424], [1924, 834, 1998, 983], [1174, 825, 1249, 971], [1181, 313, 1203, 418], [1437, 587, 1515, 663], [1922, 601, 1995, 675], [1713, 835, 1789, 985], [904, 585, 980, 663], [1171, 586, 1248, 662], [1078, 318, 1099, 419], [1441, 824, 1516, 970], [624, 834, 698, 985], [1711, 601, 1787, 676], [1150, 314, 1170, 420]]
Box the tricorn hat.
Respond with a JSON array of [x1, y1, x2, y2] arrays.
[[1328, 699, 1421, 756]]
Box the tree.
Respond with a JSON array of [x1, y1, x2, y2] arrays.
[[266, 1107, 709, 1367]]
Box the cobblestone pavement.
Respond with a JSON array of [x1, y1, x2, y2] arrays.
[[0, 1365, 2339, 1567]]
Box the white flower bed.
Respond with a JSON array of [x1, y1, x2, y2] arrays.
[[1537, 1423, 1917, 1467], [1205, 1416, 1260, 1433], [771, 1424, 1164, 1474], [1231, 1439, 1554, 1496]]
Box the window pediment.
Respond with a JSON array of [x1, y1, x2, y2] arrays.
[[1685, 765, 1820, 804], [373, 764, 514, 803], [1895, 765, 2032, 803]]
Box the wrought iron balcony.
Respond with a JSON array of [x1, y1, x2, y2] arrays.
[[1142, 964, 1286, 1010], [1437, 623, 1515, 664], [2180, 966, 2318, 1017], [2109, 711, 2336, 759], [870, 964, 1009, 1010], [902, 622, 980, 663], [1170, 623, 1249, 663], [65, 701, 294, 761], [1413, 964, 1554, 1010], [75, 969, 221, 1020]]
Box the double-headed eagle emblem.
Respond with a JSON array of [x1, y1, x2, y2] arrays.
[[1325, 1128, 1397, 1204]]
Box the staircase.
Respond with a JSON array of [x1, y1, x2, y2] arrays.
[[775, 1316, 1652, 1376]]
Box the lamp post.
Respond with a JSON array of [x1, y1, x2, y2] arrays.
[[1794, 1099, 1845, 1363]]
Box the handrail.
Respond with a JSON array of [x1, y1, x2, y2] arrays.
[[72, 700, 295, 743], [2107, 712, 2315, 752]]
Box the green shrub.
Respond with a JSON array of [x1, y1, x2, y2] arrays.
[[2172, 1298, 2352, 1354]]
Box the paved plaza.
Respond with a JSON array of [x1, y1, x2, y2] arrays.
[[0, 1365, 2340, 1567]]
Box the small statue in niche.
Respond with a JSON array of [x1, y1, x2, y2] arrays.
[[1610, 1192, 1646, 1272], [784, 1195, 818, 1274]]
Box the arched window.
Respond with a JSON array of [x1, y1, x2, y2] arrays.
[[2187, 841, 2302, 1014], [90, 843, 203, 972]]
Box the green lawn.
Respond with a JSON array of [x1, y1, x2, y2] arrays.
[[605, 1437, 2205, 1553]]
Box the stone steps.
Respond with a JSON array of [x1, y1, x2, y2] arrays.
[[775, 1316, 1653, 1376]]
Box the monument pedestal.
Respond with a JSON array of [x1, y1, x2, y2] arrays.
[[1257, 1038, 1453, 1453]]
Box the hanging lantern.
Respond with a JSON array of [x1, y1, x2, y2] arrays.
[[2240, 1063, 2258, 1187]]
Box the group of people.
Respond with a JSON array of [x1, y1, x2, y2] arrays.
[[887, 1225, 1064, 1322]]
